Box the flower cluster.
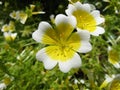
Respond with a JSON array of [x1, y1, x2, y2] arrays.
[[9, 4, 45, 24], [10, 11, 28, 24], [32, 1, 105, 73], [1, 21, 17, 42]]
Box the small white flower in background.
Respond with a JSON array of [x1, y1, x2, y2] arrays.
[[8, 21, 15, 32], [66, 1, 105, 36], [1, 24, 9, 32], [100, 74, 115, 89], [1, 21, 15, 32], [1, 21, 17, 42], [10, 11, 28, 24], [0, 83, 6, 90], [9, 11, 17, 19], [4, 32, 17, 42], [16, 11, 28, 24], [32, 14, 92, 73], [108, 46, 120, 68]]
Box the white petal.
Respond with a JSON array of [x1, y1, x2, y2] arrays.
[[32, 21, 53, 43], [38, 21, 53, 31], [91, 10, 105, 25], [20, 14, 28, 24], [76, 29, 90, 41], [11, 33, 17, 40], [32, 29, 41, 42], [105, 74, 115, 83], [82, 3, 91, 12], [113, 63, 120, 68], [58, 53, 81, 73], [0, 83, 6, 90], [78, 41, 92, 53], [36, 48, 57, 70], [65, 4, 76, 16], [55, 14, 76, 28], [74, 2, 91, 12], [91, 26, 105, 36]]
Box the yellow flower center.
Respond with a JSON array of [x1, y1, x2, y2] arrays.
[[44, 31, 81, 62], [73, 10, 96, 32]]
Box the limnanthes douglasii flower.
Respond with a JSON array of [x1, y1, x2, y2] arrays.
[[9, 11, 17, 20], [32, 14, 92, 73], [1, 24, 9, 32], [66, 1, 105, 36], [10, 11, 28, 24], [4, 32, 17, 42], [16, 11, 28, 24], [109, 74, 120, 90], [1, 21, 15, 32], [108, 46, 120, 68]]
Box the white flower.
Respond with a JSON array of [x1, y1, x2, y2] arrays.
[[1, 24, 9, 32], [10, 11, 17, 19], [66, 1, 105, 36], [10, 11, 28, 24], [0, 83, 6, 90], [32, 14, 92, 73], [16, 11, 28, 24], [8, 21, 15, 32], [4, 32, 17, 42], [108, 46, 120, 68], [1, 21, 15, 32]]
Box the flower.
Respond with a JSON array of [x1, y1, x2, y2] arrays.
[[10, 11, 28, 24], [9, 11, 17, 19], [1, 21, 15, 32], [16, 11, 28, 24], [1, 24, 9, 32], [108, 74, 120, 90], [108, 46, 120, 68], [32, 14, 92, 73], [65, 1, 105, 36], [100, 74, 115, 89], [8, 21, 15, 32], [4, 32, 17, 42]]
